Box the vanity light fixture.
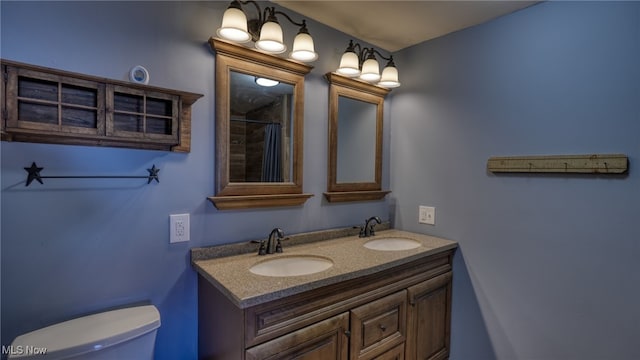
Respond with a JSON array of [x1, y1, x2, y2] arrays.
[[217, 0, 318, 62], [336, 40, 401, 88]]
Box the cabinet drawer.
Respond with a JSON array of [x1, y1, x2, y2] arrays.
[[351, 290, 407, 360]]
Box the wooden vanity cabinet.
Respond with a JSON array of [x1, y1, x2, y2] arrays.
[[197, 250, 454, 360]]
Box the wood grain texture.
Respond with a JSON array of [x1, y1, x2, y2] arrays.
[[323, 191, 391, 202], [208, 193, 314, 210], [487, 154, 628, 174], [375, 343, 405, 360]]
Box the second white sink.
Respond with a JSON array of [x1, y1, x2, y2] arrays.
[[364, 237, 421, 251], [250, 255, 334, 277]]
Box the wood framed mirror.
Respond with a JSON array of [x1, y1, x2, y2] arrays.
[[324, 72, 391, 202], [208, 39, 313, 209]]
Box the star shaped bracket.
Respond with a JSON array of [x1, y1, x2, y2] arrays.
[[24, 162, 44, 186]]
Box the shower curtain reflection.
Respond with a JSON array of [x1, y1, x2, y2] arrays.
[[262, 123, 283, 182]]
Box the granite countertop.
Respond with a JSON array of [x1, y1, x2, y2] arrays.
[[192, 229, 457, 309]]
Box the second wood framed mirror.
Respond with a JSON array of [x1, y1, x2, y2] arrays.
[[324, 72, 391, 202]]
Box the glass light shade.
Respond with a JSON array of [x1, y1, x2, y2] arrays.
[[216, 7, 251, 43], [255, 21, 286, 54], [359, 58, 381, 82], [336, 52, 360, 77], [378, 66, 400, 88], [290, 33, 318, 62], [255, 77, 279, 87]]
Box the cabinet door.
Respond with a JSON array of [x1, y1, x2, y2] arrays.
[[245, 312, 349, 360], [5, 66, 104, 136], [107, 85, 179, 144], [350, 290, 407, 360], [405, 272, 452, 360]]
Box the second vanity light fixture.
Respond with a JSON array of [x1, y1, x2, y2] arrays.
[[216, 0, 318, 62], [336, 40, 401, 88]]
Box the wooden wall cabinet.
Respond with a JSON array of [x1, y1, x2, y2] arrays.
[[198, 250, 454, 360], [1, 60, 202, 152]]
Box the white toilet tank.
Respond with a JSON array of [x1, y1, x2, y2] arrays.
[[8, 305, 160, 360]]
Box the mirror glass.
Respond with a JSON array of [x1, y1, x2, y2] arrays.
[[336, 95, 377, 183], [229, 71, 294, 183]]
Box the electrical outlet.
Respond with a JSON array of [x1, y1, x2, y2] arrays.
[[419, 206, 435, 225], [170, 213, 190, 243]]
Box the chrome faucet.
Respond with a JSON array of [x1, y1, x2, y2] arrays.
[[360, 216, 382, 237], [266, 228, 284, 254]]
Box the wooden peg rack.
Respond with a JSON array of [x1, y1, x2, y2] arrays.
[[487, 154, 628, 174]]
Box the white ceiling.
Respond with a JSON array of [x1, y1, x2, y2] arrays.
[[274, 1, 539, 52]]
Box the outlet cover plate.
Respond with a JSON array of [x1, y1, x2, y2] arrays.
[[170, 213, 190, 243], [419, 206, 435, 225]]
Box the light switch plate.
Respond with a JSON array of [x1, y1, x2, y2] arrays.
[[170, 213, 190, 243], [419, 206, 435, 225]]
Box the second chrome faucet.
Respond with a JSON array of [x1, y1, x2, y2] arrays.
[[360, 216, 382, 238], [256, 228, 285, 255]]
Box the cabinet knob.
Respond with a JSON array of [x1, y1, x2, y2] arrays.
[[379, 324, 386, 331], [344, 330, 351, 337]]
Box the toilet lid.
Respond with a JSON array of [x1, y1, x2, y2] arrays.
[[9, 305, 160, 360]]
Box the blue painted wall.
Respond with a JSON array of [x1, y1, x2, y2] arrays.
[[391, 1, 640, 359], [0, 2, 391, 358], [4, 1, 639, 360]]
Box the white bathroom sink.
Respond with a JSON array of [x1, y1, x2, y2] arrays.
[[364, 237, 421, 251], [249, 255, 334, 277]]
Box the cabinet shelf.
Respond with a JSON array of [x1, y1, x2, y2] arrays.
[[1, 59, 203, 152]]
